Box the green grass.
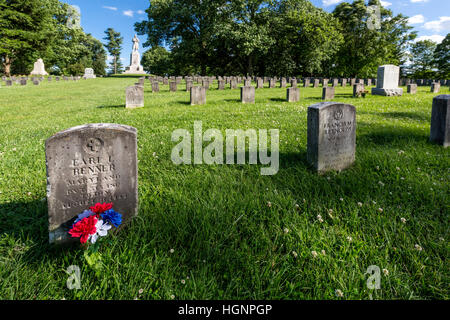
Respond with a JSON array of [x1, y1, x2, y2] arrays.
[[0, 77, 448, 300]]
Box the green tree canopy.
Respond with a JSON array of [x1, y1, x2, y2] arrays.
[[434, 33, 450, 79], [408, 40, 437, 79], [103, 28, 123, 74]]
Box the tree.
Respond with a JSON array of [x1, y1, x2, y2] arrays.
[[408, 40, 437, 79], [103, 28, 123, 74], [434, 33, 450, 79], [0, 0, 58, 76], [332, 0, 416, 77], [141, 46, 173, 75], [135, 0, 228, 75]]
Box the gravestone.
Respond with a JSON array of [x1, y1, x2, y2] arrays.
[[431, 82, 440, 93], [322, 79, 329, 87], [350, 78, 356, 86], [202, 79, 209, 90], [307, 102, 356, 173], [230, 79, 237, 89], [186, 80, 193, 92], [33, 80, 40, 85], [291, 79, 297, 87], [45, 123, 138, 244], [6, 80, 12, 86], [169, 81, 177, 92], [280, 78, 286, 88], [304, 78, 310, 87], [241, 86, 255, 104], [322, 87, 335, 100], [190, 86, 206, 105], [313, 79, 319, 88], [341, 78, 347, 87], [125, 85, 144, 108], [48, 77, 52, 82], [332, 79, 338, 87], [269, 79, 275, 88], [353, 83, 365, 97], [83, 68, 96, 79], [407, 84, 417, 94], [287, 87, 300, 102], [256, 78, 264, 89], [20, 79, 27, 85], [430, 95, 450, 147], [244, 79, 251, 87], [217, 80, 225, 90], [152, 82, 160, 92], [372, 65, 403, 96]]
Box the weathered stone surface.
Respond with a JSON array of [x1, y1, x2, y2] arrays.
[[45, 123, 138, 244], [230, 79, 237, 89], [244, 79, 251, 87], [290, 79, 297, 87], [430, 95, 450, 147], [287, 87, 300, 102], [190, 86, 206, 105], [431, 82, 440, 93], [20, 80, 27, 86], [322, 87, 335, 100], [240, 86, 255, 103], [341, 78, 347, 87], [332, 79, 338, 87], [304, 78, 310, 87], [269, 78, 276, 88], [126, 85, 144, 108], [217, 80, 225, 90], [280, 78, 286, 88], [202, 79, 210, 89], [407, 84, 417, 94], [6, 80, 12, 86], [313, 79, 319, 88], [307, 102, 356, 173], [372, 64, 403, 96], [33, 80, 40, 85], [152, 82, 160, 92]]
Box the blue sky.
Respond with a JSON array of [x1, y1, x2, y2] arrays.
[[66, 0, 450, 67]]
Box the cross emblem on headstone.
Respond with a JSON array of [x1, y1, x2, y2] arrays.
[[86, 138, 101, 152]]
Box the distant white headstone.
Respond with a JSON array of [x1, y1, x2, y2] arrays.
[[30, 58, 49, 76], [371, 65, 403, 96], [83, 68, 96, 79]]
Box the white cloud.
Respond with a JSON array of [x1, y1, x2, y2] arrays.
[[123, 10, 134, 17], [410, 0, 429, 3], [322, 0, 342, 6], [380, 1, 392, 7], [415, 35, 445, 43], [408, 14, 425, 24], [137, 10, 145, 15], [423, 16, 450, 32], [102, 6, 117, 11]]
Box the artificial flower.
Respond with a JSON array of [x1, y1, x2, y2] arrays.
[[74, 209, 95, 224], [69, 215, 98, 244], [101, 209, 122, 227], [89, 202, 113, 214], [90, 220, 111, 244]]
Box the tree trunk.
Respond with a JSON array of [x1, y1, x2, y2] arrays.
[[247, 55, 253, 76], [4, 55, 12, 77], [114, 56, 117, 74]]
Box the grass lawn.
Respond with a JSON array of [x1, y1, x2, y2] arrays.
[[0, 77, 448, 300]]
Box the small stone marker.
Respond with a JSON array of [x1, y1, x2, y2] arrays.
[[240, 86, 255, 103], [186, 80, 193, 92], [280, 78, 286, 88], [287, 87, 300, 102], [322, 87, 335, 100], [313, 79, 319, 88], [230, 79, 237, 89], [307, 102, 356, 173], [256, 78, 264, 89], [83, 68, 96, 79], [202, 79, 210, 90], [407, 84, 417, 94], [217, 80, 225, 90], [169, 81, 177, 92], [372, 64, 403, 96], [152, 82, 160, 92], [304, 78, 310, 87], [269, 79, 275, 88], [6, 80, 12, 86], [20, 79, 27, 86], [45, 123, 138, 244], [431, 82, 440, 93], [290, 79, 297, 87], [126, 85, 144, 108], [341, 78, 347, 87], [190, 86, 206, 105], [33, 80, 39, 85], [353, 83, 365, 97], [430, 95, 450, 147]]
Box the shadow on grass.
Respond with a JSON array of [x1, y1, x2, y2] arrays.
[[359, 111, 431, 122], [269, 98, 286, 102], [97, 105, 125, 109], [357, 121, 429, 146]]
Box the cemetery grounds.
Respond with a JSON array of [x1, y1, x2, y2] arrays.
[[0, 76, 448, 300]]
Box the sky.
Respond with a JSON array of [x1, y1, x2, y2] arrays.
[[65, 0, 450, 68]]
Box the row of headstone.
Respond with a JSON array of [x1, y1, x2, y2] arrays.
[[44, 94, 449, 244]]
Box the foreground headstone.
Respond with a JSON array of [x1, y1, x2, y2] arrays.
[[430, 95, 450, 147], [45, 123, 138, 244], [307, 102, 356, 173], [190, 86, 206, 105], [240, 86, 255, 103], [126, 85, 144, 108], [407, 84, 417, 94], [372, 65, 403, 96], [287, 87, 300, 102], [322, 87, 335, 100]]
